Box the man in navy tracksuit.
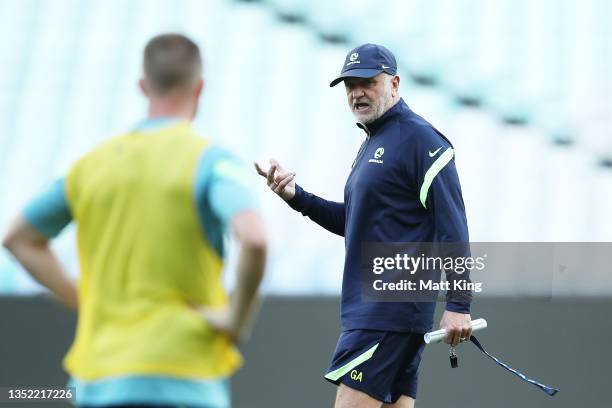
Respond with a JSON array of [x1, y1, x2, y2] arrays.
[[256, 44, 473, 408]]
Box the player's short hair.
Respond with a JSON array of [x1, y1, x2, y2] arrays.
[[143, 33, 202, 95]]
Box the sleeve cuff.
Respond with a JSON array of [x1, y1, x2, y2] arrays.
[[23, 178, 73, 238], [445, 301, 471, 314], [286, 184, 307, 212]]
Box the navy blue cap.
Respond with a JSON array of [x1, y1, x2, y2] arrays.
[[329, 43, 397, 87]]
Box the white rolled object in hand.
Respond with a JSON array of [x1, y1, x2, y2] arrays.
[[424, 318, 487, 344]]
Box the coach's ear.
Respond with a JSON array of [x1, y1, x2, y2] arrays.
[[391, 75, 400, 97]]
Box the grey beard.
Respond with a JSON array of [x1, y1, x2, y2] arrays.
[[361, 104, 386, 125], [367, 96, 396, 124]]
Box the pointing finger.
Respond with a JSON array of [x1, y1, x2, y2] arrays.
[[270, 158, 285, 173], [254, 162, 268, 178], [266, 163, 277, 186]]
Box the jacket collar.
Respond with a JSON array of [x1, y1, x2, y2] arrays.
[[356, 98, 409, 136]]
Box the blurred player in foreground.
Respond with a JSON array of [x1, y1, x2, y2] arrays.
[[2, 33, 267, 408], [256, 44, 472, 408]]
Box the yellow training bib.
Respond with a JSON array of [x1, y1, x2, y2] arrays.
[[63, 121, 241, 380]]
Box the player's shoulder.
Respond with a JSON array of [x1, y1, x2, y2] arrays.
[[200, 142, 244, 167], [69, 132, 126, 168], [197, 142, 252, 186]]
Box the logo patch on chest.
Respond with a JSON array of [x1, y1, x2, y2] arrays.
[[368, 147, 384, 164]]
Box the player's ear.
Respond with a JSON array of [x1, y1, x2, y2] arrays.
[[195, 77, 204, 97], [139, 78, 149, 97]]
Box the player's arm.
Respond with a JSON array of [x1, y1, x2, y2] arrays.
[[226, 209, 267, 338], [1, 179, 77, 309], [255, 159, 346, 236], [201, 210, 267, 342], [195, 149, 267, 341], [414, 133, 472, 346]]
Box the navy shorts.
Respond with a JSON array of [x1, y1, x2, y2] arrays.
[[324, 329, 426, 403]]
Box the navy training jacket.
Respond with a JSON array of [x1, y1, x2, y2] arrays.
[[288, 98, 472, 333]]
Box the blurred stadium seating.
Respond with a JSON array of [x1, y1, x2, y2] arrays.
[[1, 0, 611, 295]]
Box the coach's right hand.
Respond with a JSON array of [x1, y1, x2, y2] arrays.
[[254, 159, 296, 201]]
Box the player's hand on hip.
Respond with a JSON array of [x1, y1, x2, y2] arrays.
[[194, 306, 240, 342], [439, 310, 472, 347], [254, 158, 296, 201]]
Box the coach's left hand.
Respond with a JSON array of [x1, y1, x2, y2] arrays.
[[439, 311, 472, 347]]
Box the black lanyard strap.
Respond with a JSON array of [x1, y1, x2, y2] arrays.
[[470, 335, 559, 396]]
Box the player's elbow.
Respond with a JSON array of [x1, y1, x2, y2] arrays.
[[2, 215, 49, 253], [241, 228, 268, 255], [2, 227, 20, 252], [2, 234, 13, 251]]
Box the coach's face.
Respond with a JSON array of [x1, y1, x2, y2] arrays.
[[345, 73, 398, 125]]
